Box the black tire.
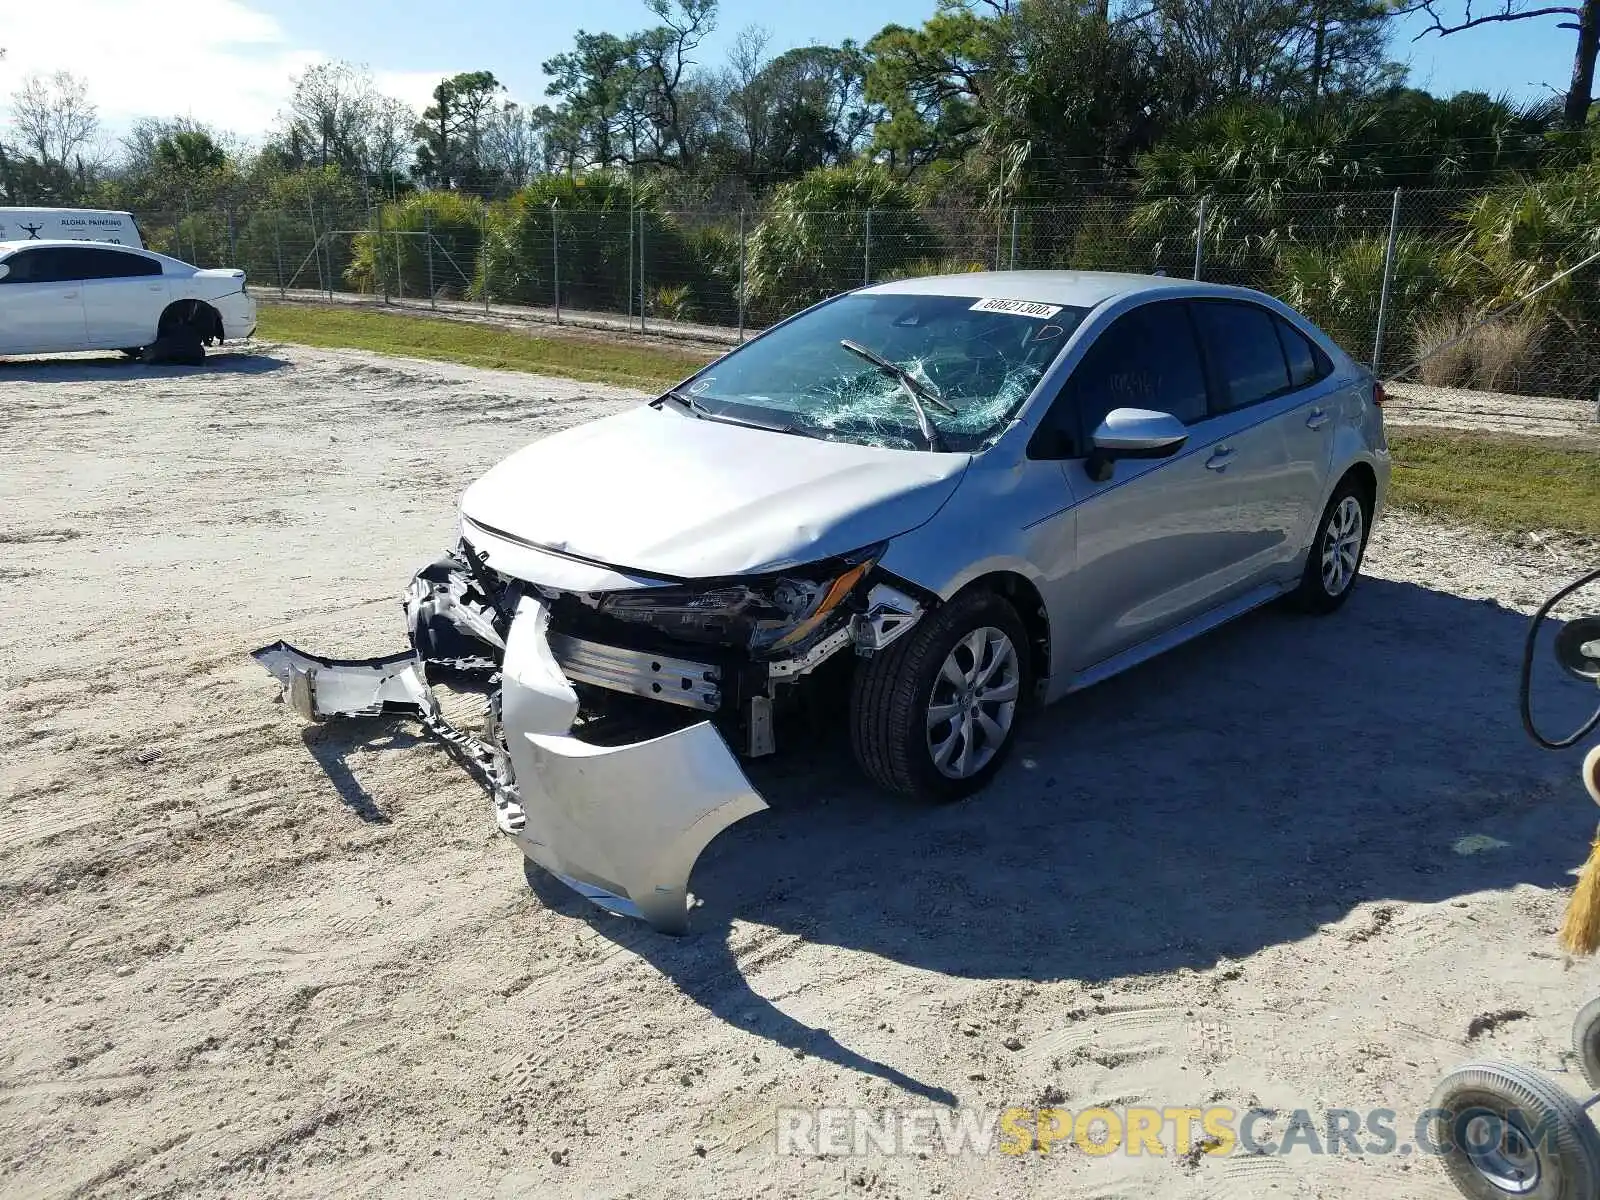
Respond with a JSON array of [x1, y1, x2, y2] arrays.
[[1289, 473, 1372, 614], [1571, 997, 1600, 1090], [850, 587, 1030, 803], [1427, 1060, 1600, 1200], [142, 325, 205, 367]]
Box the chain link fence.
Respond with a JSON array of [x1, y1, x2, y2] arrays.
[[134, 188, 1600, 414]]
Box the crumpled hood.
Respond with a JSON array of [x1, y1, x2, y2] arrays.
[[460, 404, 970, 579]]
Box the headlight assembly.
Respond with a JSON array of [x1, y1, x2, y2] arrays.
[[598, 546, 882, 654]]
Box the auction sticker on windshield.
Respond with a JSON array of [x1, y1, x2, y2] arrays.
[[970, 297, 1063, 319]]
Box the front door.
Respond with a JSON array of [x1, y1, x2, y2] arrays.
[[0, 248, 87, 353], [1025, 299, 1252, 673]]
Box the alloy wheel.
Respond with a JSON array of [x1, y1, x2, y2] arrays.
[[926, 626, 1021, 780], [1320, 495, 1364, 597]]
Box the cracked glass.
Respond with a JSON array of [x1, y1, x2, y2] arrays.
[[683, 293, 1091, 451]]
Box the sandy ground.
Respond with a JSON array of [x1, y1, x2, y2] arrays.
[[1384, 380, 1598, 442], [4, 342, 1600, 1200]]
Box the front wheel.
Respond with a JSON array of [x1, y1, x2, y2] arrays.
[[850, 588, 1030, 803]]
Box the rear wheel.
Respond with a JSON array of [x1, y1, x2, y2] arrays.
[[143, 301, 218, 366], [1290, 475, 1371, 614], [850, 588, 1030, 803]]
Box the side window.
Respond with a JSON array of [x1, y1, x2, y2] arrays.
[[0, 251, 33, 282], [1190, 301, 1292, 412], [0, 248, 79, 284], [1274, 317, 1332, 389], [1030, 301, 1209, 458], [67, 248, 161, 280]]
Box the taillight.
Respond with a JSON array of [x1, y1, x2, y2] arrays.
[[1372, 381, 1387, 407]]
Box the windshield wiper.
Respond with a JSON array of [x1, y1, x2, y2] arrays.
[[653, 388, 795, 435], [839, 339, 955, 451]]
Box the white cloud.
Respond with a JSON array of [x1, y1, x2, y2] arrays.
[[0, 0, 446, 150]]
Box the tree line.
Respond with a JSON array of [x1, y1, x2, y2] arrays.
[[1, 0, 1596, 215]]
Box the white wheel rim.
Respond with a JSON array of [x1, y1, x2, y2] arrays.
[[926, 626, 1020, 780], [1319, 495, 1364, 596]]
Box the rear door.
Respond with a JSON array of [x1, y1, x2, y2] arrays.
[[0, 247, 88, 353], [1270, 315, 1340, 549], [75, 246, 168, 349], [1186, 299, 1314, 588]]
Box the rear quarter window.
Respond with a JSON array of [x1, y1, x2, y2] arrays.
[[1275, 317, 1334, 389]]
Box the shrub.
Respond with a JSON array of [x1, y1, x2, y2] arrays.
[[478, 174, 690, 314], [650, 283, 696, 322], [1411, 312, 1544, 392], [347, 191, 485, 299], [746, 165, 932, 321], [1275, 234, 1467, 368], [877, 256, 987, 281]]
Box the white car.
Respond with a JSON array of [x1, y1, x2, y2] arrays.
[[0, 239, 256, 362]]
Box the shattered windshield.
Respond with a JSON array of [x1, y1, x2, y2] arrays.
[[680, 293, 1091, 451]]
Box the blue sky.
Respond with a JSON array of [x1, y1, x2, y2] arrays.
[[247, 0, 1581, 107], [0, 0, 1579, 144]]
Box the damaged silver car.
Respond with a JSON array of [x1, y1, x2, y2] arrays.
[[256, 272, 1390, 932]]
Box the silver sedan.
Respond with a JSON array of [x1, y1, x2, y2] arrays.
[[257, 271, 1390, 931]]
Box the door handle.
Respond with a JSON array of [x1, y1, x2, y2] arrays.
[[1306, 408, 1330, 430], [62, 291, 77, 299], [147, 284, 164, 291], [1205, 446, 1233, 471]]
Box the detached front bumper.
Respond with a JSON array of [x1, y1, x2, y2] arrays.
[[253, 586, 766, 934]]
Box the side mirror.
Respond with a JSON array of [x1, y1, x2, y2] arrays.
[[1086, 407, 1188, 482]]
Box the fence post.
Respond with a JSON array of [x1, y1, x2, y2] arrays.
[[551, 201, 561, 324], [274, 211, 286, 299], [1193, 195, 1208, 281], [638, 211, 647, 334], [1371, 187, 1403, 374], [737, 207, 746, 344], [1009, 206, 1020, 270], [627, 207, 635, 321], [305, 197, 321, 293], [372, 203, 388, 304], [227, 208, 237, 265], [424, 207, 436, 309], [322, 205, 334, 301], [864, 208, 873, 286], [482, 202, 490, 314]]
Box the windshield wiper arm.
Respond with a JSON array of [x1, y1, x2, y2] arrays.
[[839, 340, 957, 414], [653, 388, 795, 434], [839, 339, 954, 452]]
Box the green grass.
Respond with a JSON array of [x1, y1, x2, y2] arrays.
[[257, 303, 716, 390], [1388, 427, 1600, 536]]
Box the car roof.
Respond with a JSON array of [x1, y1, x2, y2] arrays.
[[861, 269, 1262, 309]]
